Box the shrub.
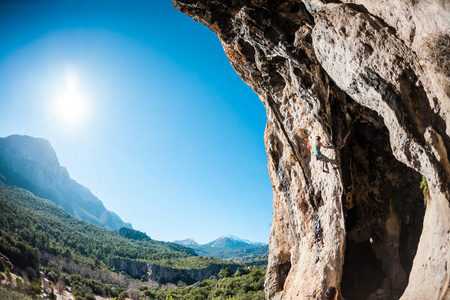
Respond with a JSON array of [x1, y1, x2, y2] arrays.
[[218, 267, 231, 279], [420, 176, 428, 195], [0, 286, 33, 300], [30, 282, 41, 296], [15, 277, 23, 288], [143, 289, 155, 297], [6, 269, 12, 283], [47, 271, 58, 283]]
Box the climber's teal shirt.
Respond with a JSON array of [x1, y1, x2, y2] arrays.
[[315, 142, 323, 160]]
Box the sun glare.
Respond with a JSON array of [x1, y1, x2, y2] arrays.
[[52, 69, 89, 128], [55, 91, 88, 125]]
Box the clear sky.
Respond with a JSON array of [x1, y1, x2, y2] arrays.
[[0, 0, 273, 244]]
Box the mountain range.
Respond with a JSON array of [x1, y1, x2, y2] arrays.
[[0, 135, 131, 230], [0, 134, 268, 263], [173, 235, 268, 262], [0, 133, 266, 298]]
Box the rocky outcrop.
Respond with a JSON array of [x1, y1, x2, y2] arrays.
[[0, 135, 132, 230], [173, 1, 449, 299], [110, 257, 239, 285]]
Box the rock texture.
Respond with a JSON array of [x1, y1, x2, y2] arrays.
[[0, 135, 132, 230], [174, 0, 449, 299], [111, 257, 239, 285]]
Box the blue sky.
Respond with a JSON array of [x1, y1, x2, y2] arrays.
[[0, 0, 272, 244]]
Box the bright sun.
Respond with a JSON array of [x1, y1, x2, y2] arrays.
[[53, 70, 89, 128], [55, 91, 88, 125]]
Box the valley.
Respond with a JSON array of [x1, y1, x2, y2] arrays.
[[0, 135, 266, 299]]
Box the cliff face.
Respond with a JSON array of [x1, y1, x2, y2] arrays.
[[111, 258, 239, 285], [174, 1, 449, 299], [0, 135, 132, 230]]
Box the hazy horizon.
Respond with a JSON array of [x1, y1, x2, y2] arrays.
[[0, 0, 273, 244]]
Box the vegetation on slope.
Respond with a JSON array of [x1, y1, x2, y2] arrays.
[[0, 181, 230, 269], [192, 245, 269, 262], [0, 181, 265, 299], [0, 286, 33, 300], [0, 229, 37, 271], [140, 266, 265, 300]]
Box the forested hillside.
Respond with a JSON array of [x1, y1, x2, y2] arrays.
[[141, 267, 265, 299], [0, 181, 265, 299], [0, 135, 132, 230], [0, 181, 197, 265], [0, 181, 244, 273]]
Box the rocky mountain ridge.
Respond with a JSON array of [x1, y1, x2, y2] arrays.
[[204, 235, 266, 249], [0, 134, 132, 230], [174, 235, 269, 261], [173, 1, 449, 299], [173, 238, 200, 247]]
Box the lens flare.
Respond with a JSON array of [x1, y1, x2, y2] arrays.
[[55, 91, 87, 125], [53, 69, 89, 128]]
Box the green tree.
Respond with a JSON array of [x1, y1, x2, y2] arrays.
[[218, 267, 231, 279], [166, 293, 182, 300], [47, 271, 58, 283], [30, 282, 41, 297]]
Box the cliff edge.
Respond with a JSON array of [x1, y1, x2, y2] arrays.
[[174, 0, 449, 299]]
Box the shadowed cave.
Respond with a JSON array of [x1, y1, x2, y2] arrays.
[[277, 261, 291, 291], [340, 109, 425, 300]]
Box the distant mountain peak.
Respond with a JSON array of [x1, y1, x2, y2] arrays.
[[173, 235, 268, 262], [173, 238, 199, 247], [189, 235, 266, 250], [219, 234, 240, 240], [0, 134, 132, 230], [216, 235, 266, 246]]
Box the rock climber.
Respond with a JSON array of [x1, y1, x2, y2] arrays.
[[325, 286, 338, 300], [315, 136, 338, 172]]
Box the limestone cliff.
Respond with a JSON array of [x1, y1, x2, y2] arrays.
[[174, 0, 449, 299], [111, 258, 239, 285]]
